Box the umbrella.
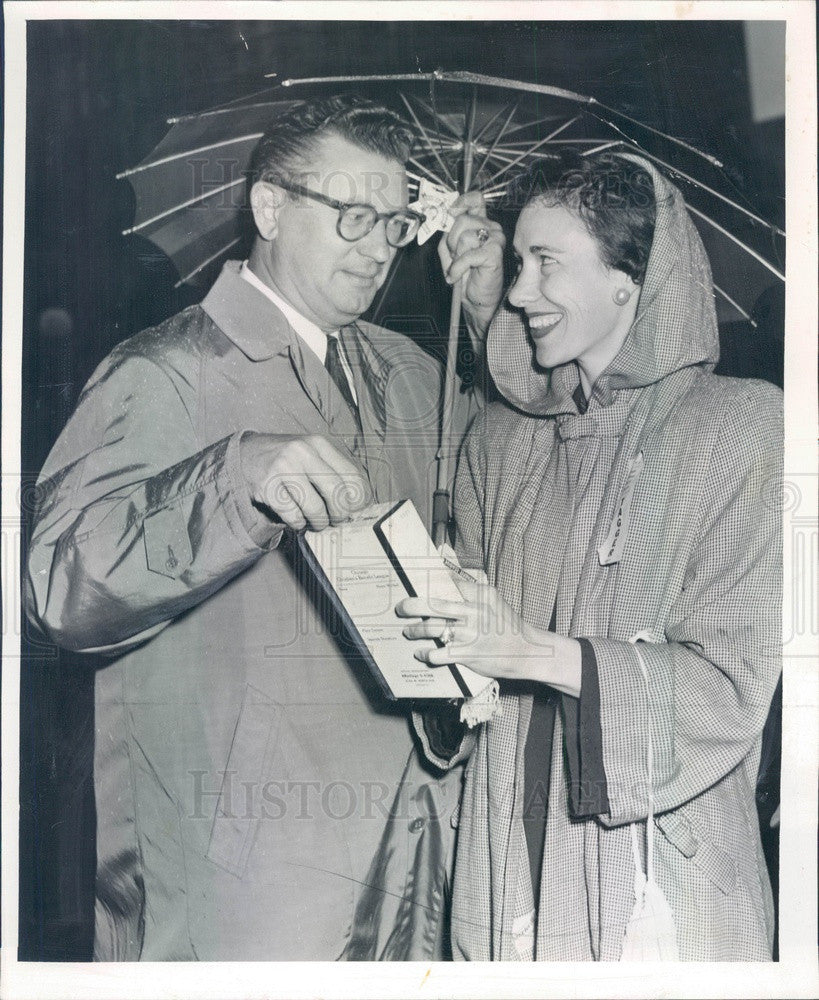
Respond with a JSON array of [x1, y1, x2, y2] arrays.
[[117, 70, 785, 543]]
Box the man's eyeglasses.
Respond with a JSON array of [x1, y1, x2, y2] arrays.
[[275, 181, 425, 248]]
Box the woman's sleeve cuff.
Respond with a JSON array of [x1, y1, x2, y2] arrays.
[[562, 637, 610, 817]]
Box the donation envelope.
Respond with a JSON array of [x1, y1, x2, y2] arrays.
[[298, 499, 492, 701]]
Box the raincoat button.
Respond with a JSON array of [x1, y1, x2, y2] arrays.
[[409, 816, 426, 833], [450, 810, 459, 829]]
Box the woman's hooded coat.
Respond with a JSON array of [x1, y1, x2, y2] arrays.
[[440, 157, 782, 961]]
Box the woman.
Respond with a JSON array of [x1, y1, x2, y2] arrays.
[[397, 151, 781, 961]]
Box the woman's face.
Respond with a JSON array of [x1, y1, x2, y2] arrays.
[[508, 200, 639, 389]]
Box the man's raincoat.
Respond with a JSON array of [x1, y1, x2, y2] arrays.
[[26, 262, 470, 960]]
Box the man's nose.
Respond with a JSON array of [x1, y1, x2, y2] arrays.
[[357, 219, 392, 263]]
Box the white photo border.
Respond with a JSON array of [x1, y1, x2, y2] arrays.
[[2, 2, 816, 998]]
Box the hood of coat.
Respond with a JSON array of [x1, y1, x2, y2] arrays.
[[487, 154, 720, 417]]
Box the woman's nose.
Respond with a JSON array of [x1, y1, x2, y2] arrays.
[[507, 267, 539, 308]]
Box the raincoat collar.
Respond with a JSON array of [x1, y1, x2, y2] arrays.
[[488, 155, 720, 418], [202, 260, 295, 361]]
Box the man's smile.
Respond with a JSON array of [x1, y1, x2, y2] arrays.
[[342, 269, 381, 286]]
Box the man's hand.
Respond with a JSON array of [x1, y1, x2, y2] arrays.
[[240, 432, 372, 532], [438, 191, 505, 342]]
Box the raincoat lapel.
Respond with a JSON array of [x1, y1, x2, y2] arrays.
[[337, 323, 396, 505], [287, 332, 365, 467]]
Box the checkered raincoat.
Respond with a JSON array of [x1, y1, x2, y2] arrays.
[[431, 158, 782, 961]]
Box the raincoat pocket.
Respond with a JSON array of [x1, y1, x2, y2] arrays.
[[205, 684, 282, 877], [655, 810, 738, 896]]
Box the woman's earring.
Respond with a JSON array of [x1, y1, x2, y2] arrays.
[[613, 288, 632, 305]]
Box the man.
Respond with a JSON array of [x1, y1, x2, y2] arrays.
[[26, 95, 503, 960]]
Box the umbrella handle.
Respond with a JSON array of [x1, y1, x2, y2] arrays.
[[433, 276, 465, 548]]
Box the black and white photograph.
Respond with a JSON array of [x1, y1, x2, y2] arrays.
[[1, 3, 816, 998]]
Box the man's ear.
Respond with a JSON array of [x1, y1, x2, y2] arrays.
[[250, 181, 287, 241]]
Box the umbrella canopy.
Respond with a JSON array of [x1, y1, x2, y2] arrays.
[[117, 71, 786, 541], [118, 70, 785, 326]]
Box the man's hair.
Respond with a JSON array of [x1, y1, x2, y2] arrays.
[[249, 94, 416, 187], [506, 149, 657, 284]]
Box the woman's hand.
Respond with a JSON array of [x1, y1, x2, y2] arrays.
[[395, 576, 582, 697], [439, 192, 505, 344]]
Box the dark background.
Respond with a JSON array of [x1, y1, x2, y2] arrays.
[[18, 19, 784, 960]]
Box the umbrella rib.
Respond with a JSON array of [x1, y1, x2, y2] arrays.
[[630, 149, 785, 238], [490, 142, 555, 152], [121, 178, 245, 236], [167, 100, 291, 125], [400, 94, 456, 188], [481, 116, 581, 189], [283, 73, 440, 87], [590, 100, 724, 168], [407, 156, 447, 188], [684, 203, 785, 281], [283, 70, 596, 106], [580, 110, 648, 156], [116, 134, 264, 179], [173, 237, 243, 289], [498, 138, 611, 149], [412, 143, 461, 157], [712, 283, 757, 327], [395, 107, 460, 147], [480, 148, 563, 172], [583, 141, 624, 156], [473, 102, 517, 144], [480, 150, 520, 166], [487, 149, 570, 163], [410, 133, 461, 149], [502, 112, 567, 138], [473, 103, 520, 185], [409, 95, 464, 139]]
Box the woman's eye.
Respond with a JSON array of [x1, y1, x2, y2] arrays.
[[538, 255, 556, 268]]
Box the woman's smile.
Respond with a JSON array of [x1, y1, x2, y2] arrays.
[[526, 311, 563, 336]]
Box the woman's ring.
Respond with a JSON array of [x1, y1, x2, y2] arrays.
[[476, 227, 490, 246], [440, 623, 455, 646]]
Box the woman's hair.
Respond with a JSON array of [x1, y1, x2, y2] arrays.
[[506, 150, 657, 284]]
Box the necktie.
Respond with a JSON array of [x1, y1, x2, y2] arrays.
[[325, 331, 360, 425]]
